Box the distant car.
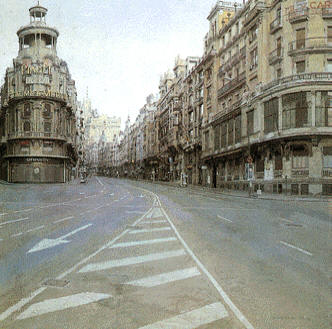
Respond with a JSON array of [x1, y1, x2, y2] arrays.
[[80, 178, 87, 184]]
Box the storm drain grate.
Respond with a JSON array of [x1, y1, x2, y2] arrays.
[[43, 279, 69, 288]]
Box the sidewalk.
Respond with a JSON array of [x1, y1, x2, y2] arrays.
[[135, 179, 330, 203]]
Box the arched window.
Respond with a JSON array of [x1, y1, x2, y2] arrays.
[[44, 121, 51, 133], [23, 121, 31, 132]]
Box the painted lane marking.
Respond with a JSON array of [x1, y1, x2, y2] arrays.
[[16, 292, 111, 320], [127, 267, 200, 288], [53, 216, 74, 224], [0, 208, 151, 321], [78, 249, 186, 273], [146, 208, 163, 218], [12, 225, 44, 238], [0, 213, 8, 216], [140, 220, 168, 224], [13, 208, 33, 213], [217, 215, 233, 223], [0, 217, 29, 226], [138, 302, 228, 329], [110, 237, 177, 248], [129, 227, 171, 234], [134, 187, 255, 329], [95, 205, 103, 210], [27, 224, 92, 254], [280, 241, 313, 256], [96, 176, 104, 186], [125, 210, 145, 214], [279, 217, 293, 224]]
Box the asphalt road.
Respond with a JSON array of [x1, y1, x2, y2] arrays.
[[0, 177, 330, 329]]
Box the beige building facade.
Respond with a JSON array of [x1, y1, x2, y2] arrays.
[[109, 0, 332, 196], [0, 4, 79, 183]]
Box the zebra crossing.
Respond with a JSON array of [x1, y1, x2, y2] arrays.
[[5, 203, 252, 329]]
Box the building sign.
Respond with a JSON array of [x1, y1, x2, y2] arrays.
[[21, 64, 52, 75], [264, 161, 274, 181], [26, 158, 49, 162], [8, 90, 67, 101], [26, 75, 50, 85]]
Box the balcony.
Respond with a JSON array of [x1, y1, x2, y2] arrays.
[[217, 72, 246, 99], [7, 131, 67, 141], [322, 168, 332, 177], [243, 1, 266, 26], [322, 7, 332, 18], [288, 37, 332, 56], [261, 72, 332, 92], [270, 16, 282, 34], [268, 47, 283, 65], [288, 8, 309, 23], [292, 169, 309, 177]]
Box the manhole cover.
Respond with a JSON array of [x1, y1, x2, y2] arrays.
[[43, 279, 69, 288]]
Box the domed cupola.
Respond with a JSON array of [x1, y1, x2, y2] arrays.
[[16, 1, 59, 59]]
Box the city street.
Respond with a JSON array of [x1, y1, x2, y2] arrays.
[[0, 177, 330, 329]]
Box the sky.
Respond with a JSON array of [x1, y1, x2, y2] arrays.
[[0, 0, 216, 129]]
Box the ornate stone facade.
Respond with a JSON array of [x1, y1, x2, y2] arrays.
[[0, 4, 79, 183]]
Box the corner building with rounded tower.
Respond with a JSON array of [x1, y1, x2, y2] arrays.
[[0, 4, 79, 183]]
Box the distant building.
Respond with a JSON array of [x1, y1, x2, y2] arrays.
[[0, 4, 79, 183]]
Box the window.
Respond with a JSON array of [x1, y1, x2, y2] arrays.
[[315, 91, 332, 127], [214, 125, 220, 150], [327, 59, 332, 72], [296, 28, 305, 49], [323, 147, 332, 168], [282, 92, 309, 128], [23, 121, 31, 132], [256, 158, 264, 172], [204, 131, 210, 150], [23, 103, 31, 117], [276, 37, 282, 56], [228, 119, 234, 145], [264, 98, 279, 133], [250, 48, 258, 70], [296, 60, 305, 73], [328, 26, 332, 44], [292, 145, 309, 169], [44, 122, 51, 133], [235, 115, 241, 143], [221, 123, 227, 147], [247, 110, 254, 135], [276, 68, 282, 79], [275, 153, 283, 170], [44, 103, 51, 117]]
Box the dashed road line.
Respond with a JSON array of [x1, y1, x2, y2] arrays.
[[0, 217, 29, 226], [217, 215, 233, 223], [280, 240, 313, 256], [138, 302, 228, 329], [279, 217, 293, 223], [127, 267, 201, 288], [78, 249, 186, 273], [0, 213, 8, 216], [53, 216, 74, 224], [12, 225, 44, 238], [96, 176, 104, 187], [110, 237, 177, 248]]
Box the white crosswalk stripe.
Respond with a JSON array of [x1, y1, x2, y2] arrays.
[[129, 227, 171, 234], [16, 293, 111, 320], [138, 302, 228, 329], [126, 267, 200, 287], [140, 220, 168, 224], [110, 237, 177, 248], [78, 249, 186, 273]]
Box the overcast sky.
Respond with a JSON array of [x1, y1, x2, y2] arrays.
[[0, 0, 216, 128]]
